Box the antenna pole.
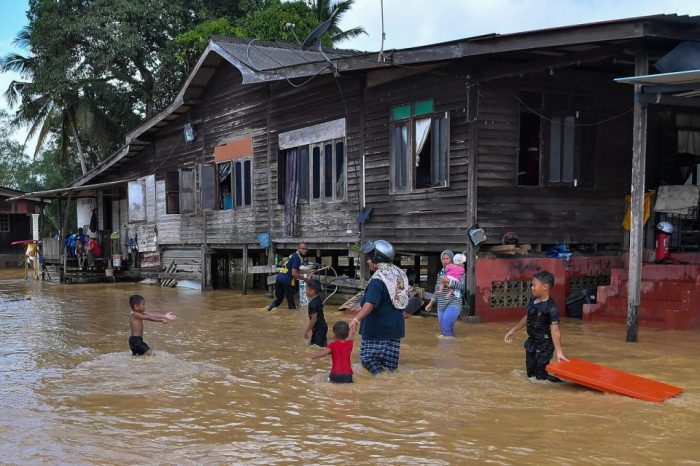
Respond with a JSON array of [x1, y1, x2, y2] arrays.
[[378, 0, 386, 62]]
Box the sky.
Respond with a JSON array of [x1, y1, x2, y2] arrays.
[[2, 0, 700, 150]]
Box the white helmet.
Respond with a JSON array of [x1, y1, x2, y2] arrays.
[[656, 221, 673, 234], [360, 239, 395, 263]]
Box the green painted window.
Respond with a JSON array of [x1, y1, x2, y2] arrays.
[[413, 99, 434, 116], [391, 104, 410, 121]]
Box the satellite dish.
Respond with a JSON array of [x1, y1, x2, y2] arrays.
[[302, 7, 339, 48]]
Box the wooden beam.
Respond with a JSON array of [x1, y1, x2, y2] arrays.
[[626, 49, 649, 343], [242, 244, 249, 295], [475, 44, 628, 82], [637, 94, 700, 109], [465, 83, 479, 315]]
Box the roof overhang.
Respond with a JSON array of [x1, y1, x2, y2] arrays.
[[616, 69, 700, 108], [9, 179, 132, 201]]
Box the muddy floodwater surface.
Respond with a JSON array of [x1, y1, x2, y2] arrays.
[[0, 270, 698, 465]]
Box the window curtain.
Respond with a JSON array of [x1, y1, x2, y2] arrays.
[[284, 149, 300, 236], [414, 118, 432, 166], [678, 130, 700, 156]]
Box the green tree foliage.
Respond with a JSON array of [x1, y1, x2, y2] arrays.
[[0, 111, 79, 191], [173, 18, 239, 69], [1, 0, 364, 182], [0, 111, 30, 189], [0, 111, 80, 235], [235, 0, 326, 45]]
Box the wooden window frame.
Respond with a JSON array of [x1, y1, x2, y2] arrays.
[[179, 169, 195, 215], [199, 163, 218, 211], [232, 157, 253, 209], [165, 172, 180, 214], [390, 102, 450, 193], [309, 138, 346, 204], [517, 90, 597, 188], [279, 140, 346, 205], [216, 161, 233, 211], [0, 214, 9, 233]]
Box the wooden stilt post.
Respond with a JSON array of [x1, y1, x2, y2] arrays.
[[242, 244, 249, 295], [466, 82, 479, 315], [414, 255, 421, 287], [268, 244, 275, 296], [626, 50, 649, 343], [426, 254, 441, 292]]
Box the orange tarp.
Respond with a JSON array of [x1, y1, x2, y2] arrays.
[[547, 358, 683, 402], [214, 136, 253, 162]]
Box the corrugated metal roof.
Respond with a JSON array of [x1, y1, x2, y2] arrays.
[[615, 69, 700, 86], [212, 36, 356, 72]]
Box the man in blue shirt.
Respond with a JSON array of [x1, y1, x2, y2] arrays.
[[267, 242, 308, 311]]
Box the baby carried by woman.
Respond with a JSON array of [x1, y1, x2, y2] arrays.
[[438, 253, 466, 299]]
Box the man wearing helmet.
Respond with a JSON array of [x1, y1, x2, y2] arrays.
[[349, 240, 411, 374]]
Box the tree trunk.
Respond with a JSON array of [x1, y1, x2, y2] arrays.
[[68, 114, 88, 175]]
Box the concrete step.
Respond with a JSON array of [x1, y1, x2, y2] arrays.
[[604, 296, 685, 321], [616, 281, 697, 302]]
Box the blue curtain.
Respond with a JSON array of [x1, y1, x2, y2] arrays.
[[284, 149, 299, 236]]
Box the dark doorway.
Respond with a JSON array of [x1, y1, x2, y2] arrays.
[[211, 253, 231, 289], [103, 196, 113, 231], [518, 112, 541, 186]]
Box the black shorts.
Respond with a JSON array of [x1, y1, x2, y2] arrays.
[[329, 373, 353, 384], [310, 324, 328, 347], [129, 336, 151, 356]]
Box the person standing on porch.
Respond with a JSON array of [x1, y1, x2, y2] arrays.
[[267, 242, 309, 311], [349, 240, 411, 375], [425, 250, 463, 337]]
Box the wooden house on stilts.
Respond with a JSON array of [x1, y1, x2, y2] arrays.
[[18, 15, 700, 328]]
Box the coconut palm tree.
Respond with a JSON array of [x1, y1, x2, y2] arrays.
[[311, 0, 366, 45], [1, 26, 116, 174]]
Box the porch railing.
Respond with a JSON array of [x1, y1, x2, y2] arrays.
[[41, 237, 62, 261]]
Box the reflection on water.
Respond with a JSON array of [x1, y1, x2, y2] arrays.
[[0, 269, 698, 464]]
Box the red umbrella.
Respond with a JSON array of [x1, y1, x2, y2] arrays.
[[11, 239, 35, 245]]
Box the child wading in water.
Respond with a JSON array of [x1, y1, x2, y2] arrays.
[[439, 253, 466, 299], [308, 321, 355, 383], [304, 279, 328, 347], [504, 270, 568, 381], [128, 295, 176, 356]]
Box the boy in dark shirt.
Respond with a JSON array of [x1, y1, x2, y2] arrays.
[[308, 321, 355, 383], [304, 279, 328, 347], [504, 270, 568, 381]]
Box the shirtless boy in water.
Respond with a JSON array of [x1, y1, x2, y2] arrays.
[[128, 295, 176, 356]]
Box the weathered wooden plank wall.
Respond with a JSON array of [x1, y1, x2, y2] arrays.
[[362, 67, 472, 253], [266, 77, 364, 248], [477, 70, 633, 245]]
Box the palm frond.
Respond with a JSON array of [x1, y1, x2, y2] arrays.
[[329, 26, 366, 44], [0, 53, 35, 76], [13, 25, 33, 51], [32, 107, 58, 160], [3, 80, 27, 108], [60, 117, 70, 165]]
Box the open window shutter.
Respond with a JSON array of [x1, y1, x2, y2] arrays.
[[179, 169, 195, 214], [200, 163, 217, 210], [127, 180, 146, 221]]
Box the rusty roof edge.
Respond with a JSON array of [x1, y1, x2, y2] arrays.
[[268, 14, 700, 76]]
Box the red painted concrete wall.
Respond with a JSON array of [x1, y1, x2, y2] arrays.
[[475, 255, 623, 322]]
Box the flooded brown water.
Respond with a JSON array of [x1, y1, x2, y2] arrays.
[[0, 269, 698, 465]]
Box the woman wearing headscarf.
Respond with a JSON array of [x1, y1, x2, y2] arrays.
[[425, 250, 462, 337], [349, 239, 411, 375]]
